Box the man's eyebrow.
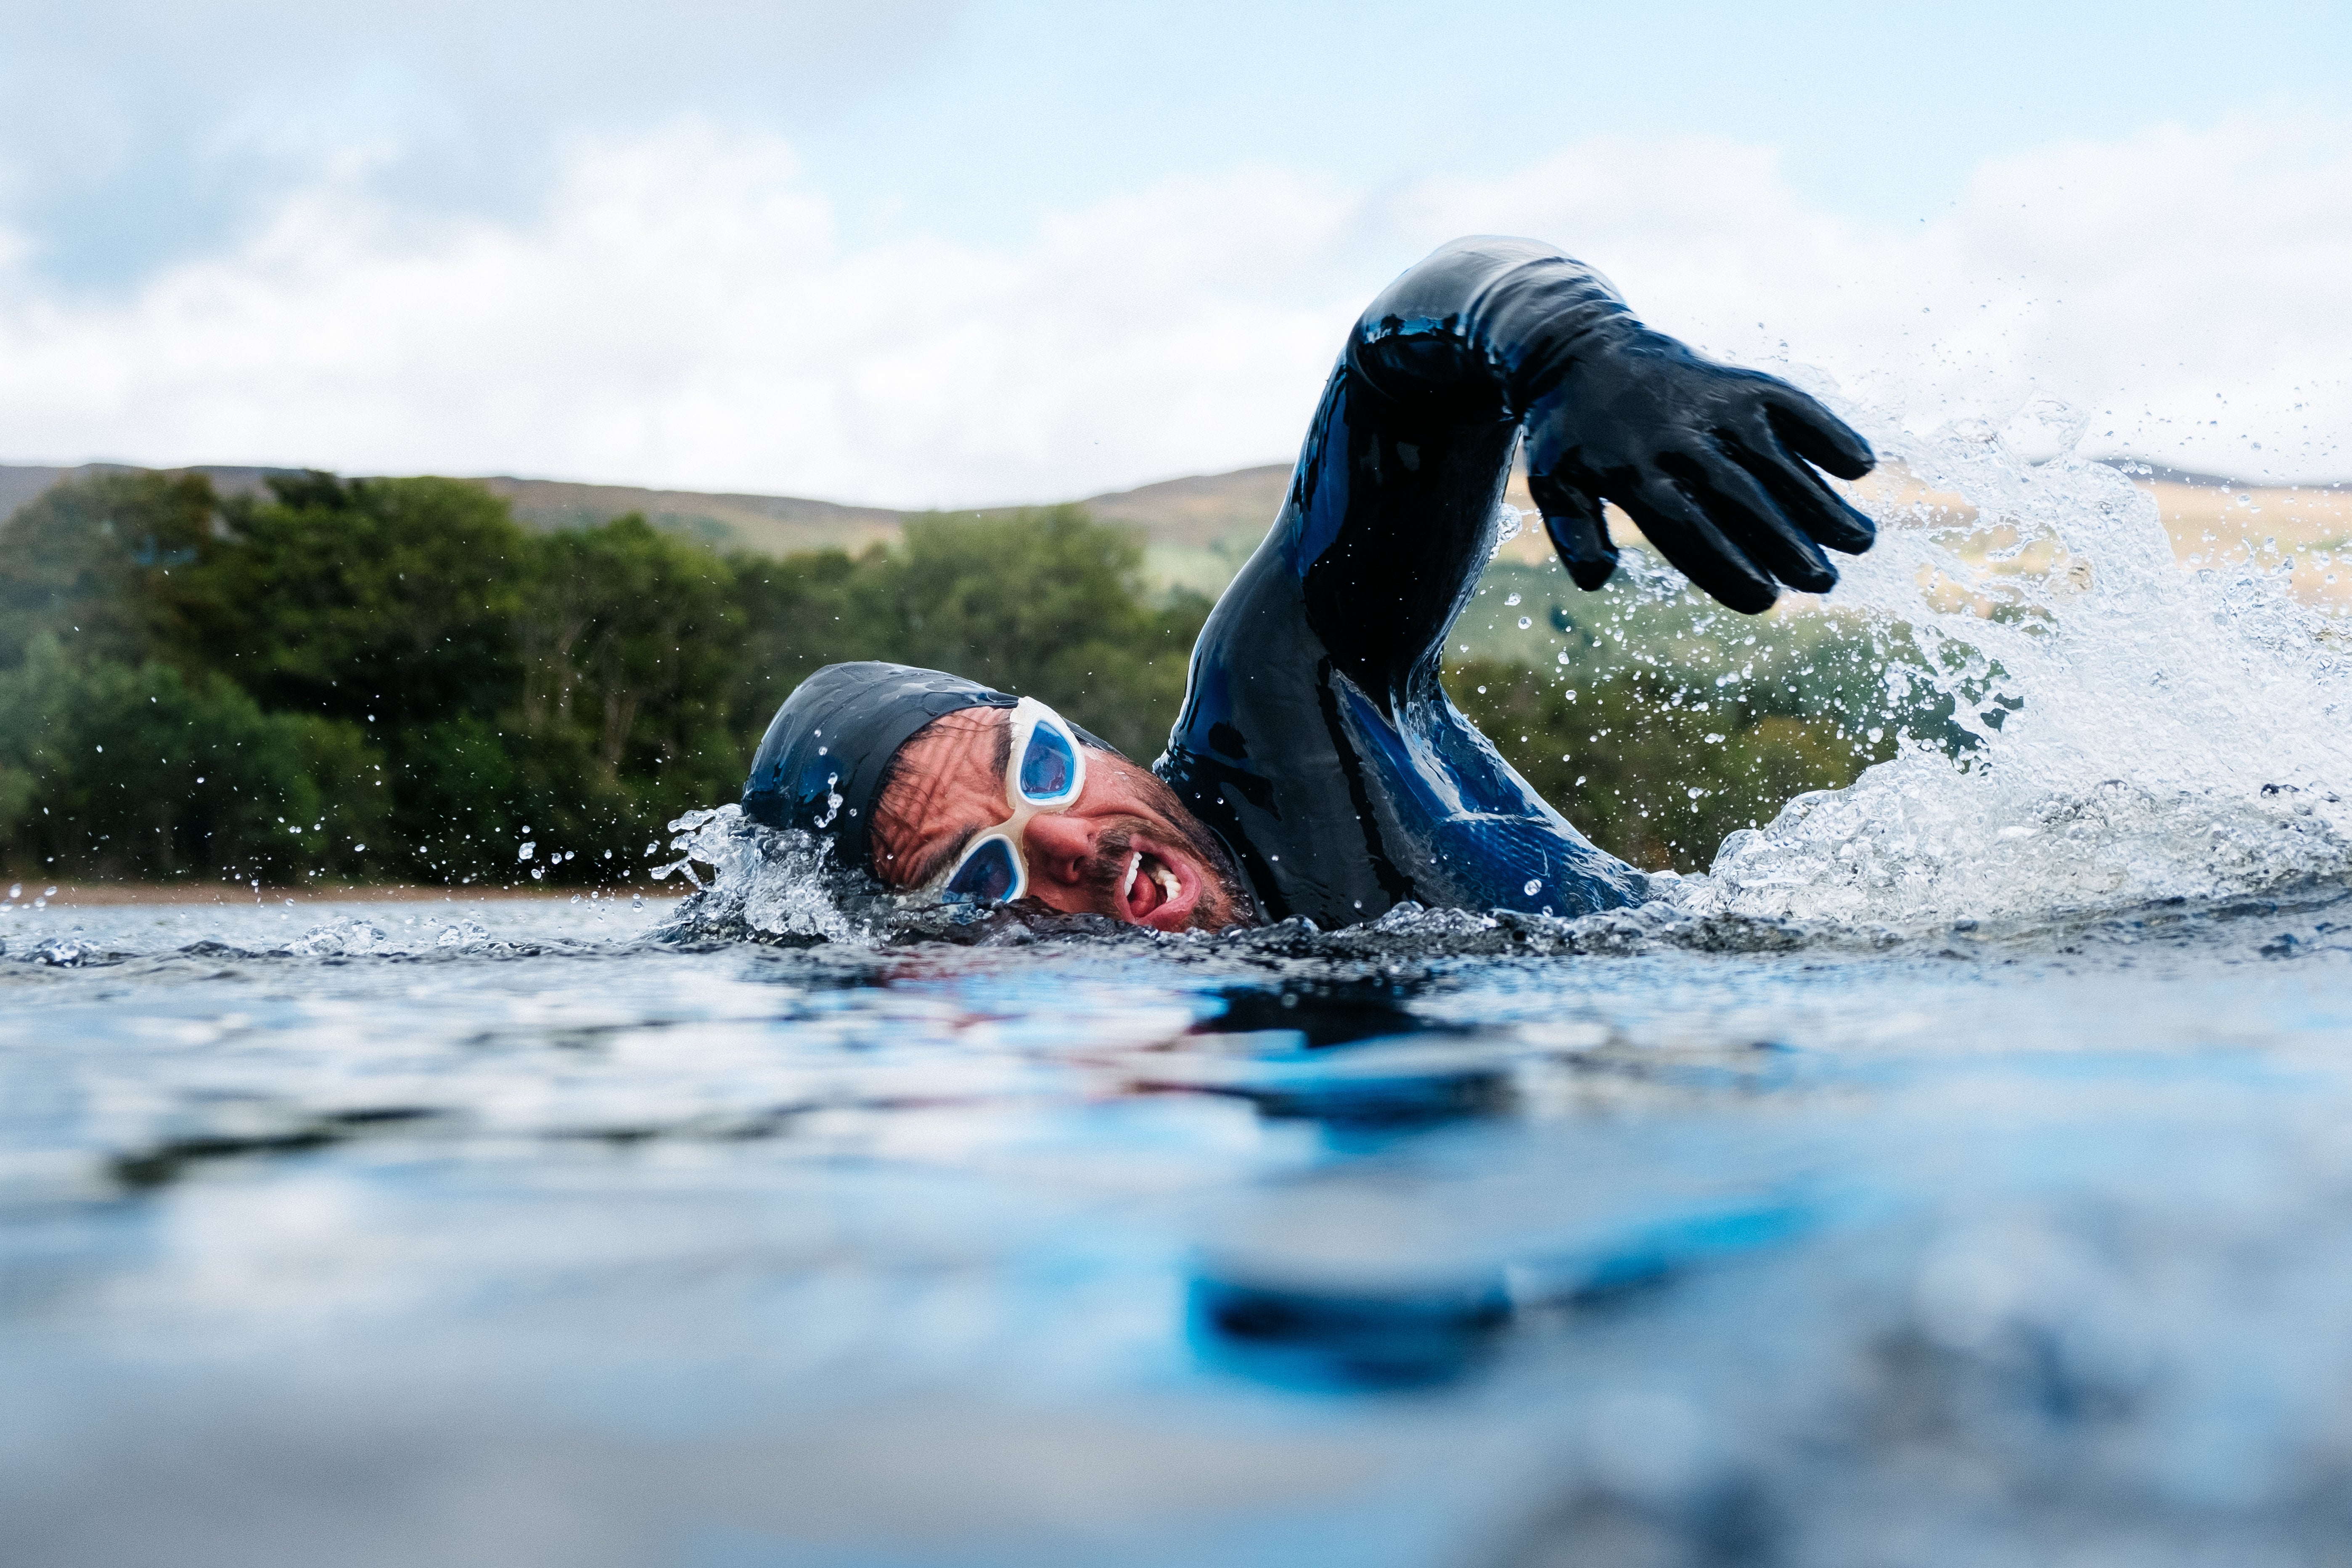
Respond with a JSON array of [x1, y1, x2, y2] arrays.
[[908, 824, 982, 889]]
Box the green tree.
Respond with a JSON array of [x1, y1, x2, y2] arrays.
[[206, 472, 529, 725], [841, 506, 1209, 759], [0, 635, 387, 882], [726, 547, 862, 739], [519, 514, 744, 787], [1452, 657, 1893, 873], [0, 470, 231, 670]]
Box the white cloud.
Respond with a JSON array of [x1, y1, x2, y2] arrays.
[[2, 112, 2344, 505], [1422, 115, 2352, 481]]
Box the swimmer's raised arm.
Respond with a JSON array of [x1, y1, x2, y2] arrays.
[[1161, 236, 1872, 923], [1335, 235, 1879, 625]]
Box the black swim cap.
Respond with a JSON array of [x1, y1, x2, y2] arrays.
[[741, 662, 1021, 875]]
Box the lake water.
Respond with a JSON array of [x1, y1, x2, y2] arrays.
[[7, 875, 2352, 1568], [6, 429, 2352, 1566]]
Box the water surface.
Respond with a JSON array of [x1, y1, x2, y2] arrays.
[[7, 879, 2352, 1567]]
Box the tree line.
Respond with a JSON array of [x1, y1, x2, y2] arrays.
[[0, 471, 1204, 887], [0, 467, 1895, 888]]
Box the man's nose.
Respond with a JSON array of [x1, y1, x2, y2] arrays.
[[1020, 812, 1098, 886]]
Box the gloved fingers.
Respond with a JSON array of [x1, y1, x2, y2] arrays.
[[1660, 450, 1837, 595], [1761, 383, 1877, 481], [1529, 471, 1619, 591], [1620, 476, 1780, 615], [1724, 407, 1878, 555], [1719, 428, 1878, 557]]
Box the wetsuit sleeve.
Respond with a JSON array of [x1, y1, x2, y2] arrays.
[[1156, 236, 1873, 927], [1313, 235, 1880, 643], [1281, 238, 1638, 703]]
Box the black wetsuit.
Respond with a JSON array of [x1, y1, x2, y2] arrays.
[[1153, 237, 1877, 928]]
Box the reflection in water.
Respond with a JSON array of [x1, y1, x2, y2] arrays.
[[1195, 983, 1442, 1047], [1174, 984, 1516, 1130]]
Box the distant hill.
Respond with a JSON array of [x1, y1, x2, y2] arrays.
[[474, 476, 903, 555], [0, 460, 1300, 558], [477, 463, 1304, 562], [0, 462, 296, 521], [1076, 464, 1291, 549]]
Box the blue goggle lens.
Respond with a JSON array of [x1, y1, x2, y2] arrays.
[[942, 836, 1021, 902], [1017, 721, 1079, 803]]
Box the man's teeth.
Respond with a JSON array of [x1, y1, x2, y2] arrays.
[[1119, 850, 1182, 915]]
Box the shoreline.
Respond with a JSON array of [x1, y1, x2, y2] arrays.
[[2, 883, 685, 908]]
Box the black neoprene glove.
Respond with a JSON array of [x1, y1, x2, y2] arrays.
[[1522, 325, 1878, 615]]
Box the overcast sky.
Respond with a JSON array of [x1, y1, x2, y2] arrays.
[[1, 0, 2345, 503]]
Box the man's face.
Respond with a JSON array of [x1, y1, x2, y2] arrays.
[[870, 709, 1251, 932]]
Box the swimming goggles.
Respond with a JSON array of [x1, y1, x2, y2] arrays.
[[924, 696, 1087, 903]]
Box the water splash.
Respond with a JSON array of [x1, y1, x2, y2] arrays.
[[432, 918, 491, 950], [1492, 501, 1525, 558], [652, 805, 870, 945], [1683, 415, 2352, 930], [285, 918, 392, 957]]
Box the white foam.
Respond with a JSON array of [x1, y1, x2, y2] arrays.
[[1682, 415, 2351, 930], [284, 918, 392, 957], [653, 805, 869, 944]]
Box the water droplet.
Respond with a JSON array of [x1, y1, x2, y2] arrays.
[[518, 841, 536, 861], [1505, 592, 1522, 606], [1523, 879, 1542, 896], [1518, 616, 1533, 630]]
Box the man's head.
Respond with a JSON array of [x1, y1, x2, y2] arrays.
[[742, 662, 1250, 931]]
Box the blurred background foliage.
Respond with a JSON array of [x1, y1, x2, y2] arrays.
[[0, 470, 1908, 887]]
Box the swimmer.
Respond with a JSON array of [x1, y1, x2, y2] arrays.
[[743, 236, 1878, 930]]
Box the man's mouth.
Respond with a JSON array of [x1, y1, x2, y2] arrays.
[[1118, 841, 1196, 928]]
